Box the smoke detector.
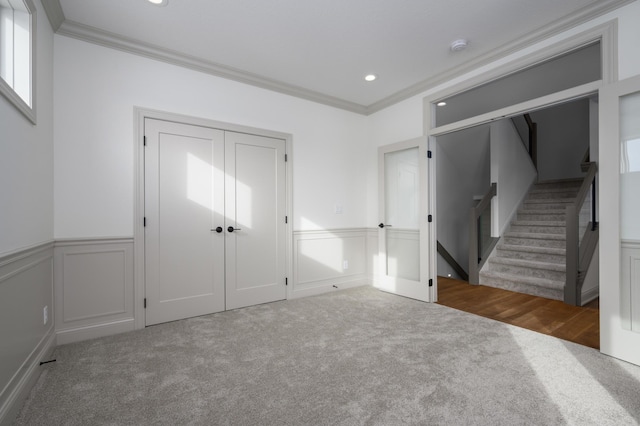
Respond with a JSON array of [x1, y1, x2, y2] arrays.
[[450, 39, 468, 52]]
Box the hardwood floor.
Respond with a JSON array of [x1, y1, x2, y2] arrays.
[[436, 276, 600, 349]]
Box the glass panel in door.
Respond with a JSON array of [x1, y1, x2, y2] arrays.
[[619, 91, 640, 333], [599, 74, 640, 367], [384, 147, 420, 281], [377, 137, 429, 302]]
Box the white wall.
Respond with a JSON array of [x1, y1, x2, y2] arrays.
[[0, 0, 55, 423], [53, 37, 370, 238], [0, 2, 54, 254], [436, 125, 491, 278], [490, 120, 538, 235], [532, 99, 591, 181], [365, 1, 640, 228]]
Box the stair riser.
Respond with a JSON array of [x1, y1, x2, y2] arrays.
[[527, 191, 578, 200], [517, 213, 566, 221], [496, 249, 566, 264], [510, 225, 566, 235], [488, 262, 566, 281], [479, 274, 563, 300], [523, 202, 572, 210], [533, 181, 583, 190], [502, 237, 566, 249]]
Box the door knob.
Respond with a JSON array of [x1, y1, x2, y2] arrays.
[[227, 226, 242, 232], [378, 223, 393, 228], [211, 227, 223, 233]]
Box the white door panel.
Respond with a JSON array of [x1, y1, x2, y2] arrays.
[[225, 132, 286, 310], [600, 74, 640, 366], [145, 119, 287, 324], [145, 119, 225, 325], [377, 137, 430, 302]]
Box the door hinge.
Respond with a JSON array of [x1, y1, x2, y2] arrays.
[[428, 214, 433, 223], [427, 150, 432, 158], [429, 279, 433, 287], [144, 298, 147, 308], [285, 154, 288, 162], [143, 136, 147, 146], [144, 217, 147, 227], [285, 277, 288, 286], [285, 216, 288, 224]]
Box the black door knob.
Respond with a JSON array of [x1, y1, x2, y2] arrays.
[[227, 226, 242, 232], [378, 223, 384, 228], [215, 226, 223, 233]]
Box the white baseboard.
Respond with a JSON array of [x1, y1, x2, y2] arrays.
[[56, 318, 135, 345], [0, 328, 56, 426], [581, 286, 599, 306], [289, 278, 370, 299]]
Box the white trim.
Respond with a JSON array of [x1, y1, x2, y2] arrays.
[[424, 21, 618, 135], [292, 228, 369, 298], [44, 2, 628, 115], [0, 0, 37, 124], [55, 318, 134, 345], [57, 20, 367, 115], [425, 22, 616, 298], [0, 328, 55, 426], [40, 0, 65, 31], [429, 81, 602, 137], [134, 107, 294, 329]]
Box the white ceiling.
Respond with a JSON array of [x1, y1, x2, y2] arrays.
[[45, 0, 632, 114]]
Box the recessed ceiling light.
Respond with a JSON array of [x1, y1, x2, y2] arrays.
[[147, 0, 168, 6], [437, 101, 447, 107], [364, 74, 377, 82]]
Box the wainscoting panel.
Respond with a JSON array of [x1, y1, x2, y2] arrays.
[[54, 238, 134, 344], [0, 242, 55, 426], [621, 240, 640, 332], [367, 228, 379, 285], [292, 229, 369, 298]]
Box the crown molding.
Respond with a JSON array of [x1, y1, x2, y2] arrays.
[[45, 0, 633, 116], [40, 0, 65, 32], [56, 20, 368, 115], [366, 0, 634, 114]]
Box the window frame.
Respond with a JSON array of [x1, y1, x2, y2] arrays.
[[0, 0, 36, 124]]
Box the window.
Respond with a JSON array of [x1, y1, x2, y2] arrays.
[[0, 0, 35, 123]]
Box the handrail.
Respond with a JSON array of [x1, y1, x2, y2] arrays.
[[523, 114, 538, 169], [474, 183, 497, 219], [437, 241, 469, 281], [565, 161, 597, 305], [469, 182, 498, 284]]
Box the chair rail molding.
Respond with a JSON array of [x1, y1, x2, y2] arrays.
[[54, 238, 134, 345]]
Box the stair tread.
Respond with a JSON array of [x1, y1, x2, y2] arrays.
[[511, 220, 566, 226], [505, 232, 566, 240], [497, 244, 566, 255], [524, 199, 575, 204], [489, 256, 566, 272], [480, 270, 564, 289]]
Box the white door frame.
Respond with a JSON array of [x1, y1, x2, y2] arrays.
[[133, 108, 293, 329], [423, 21, 616, 301], [377, 137, 431, 302], [599, 73, 640, 366]]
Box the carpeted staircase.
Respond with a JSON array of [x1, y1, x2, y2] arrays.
[[479, 178, 583, 300]]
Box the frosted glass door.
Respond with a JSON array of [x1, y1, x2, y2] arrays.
[[599, 74, 640, 367], [619, 92, 640, 332], [384, 147, 420, 281], [377, 138, 430, 303]]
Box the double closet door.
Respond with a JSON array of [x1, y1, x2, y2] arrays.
[[144, 119, 286, 326]]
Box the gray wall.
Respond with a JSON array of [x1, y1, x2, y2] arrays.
[[531, 99, 590, 181], [436, 125, 491, 279], [0, 0, 55, 423], [436, 43, 600, 126]]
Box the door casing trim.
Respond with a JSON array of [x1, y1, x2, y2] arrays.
[[133, 107, 293, 329]]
